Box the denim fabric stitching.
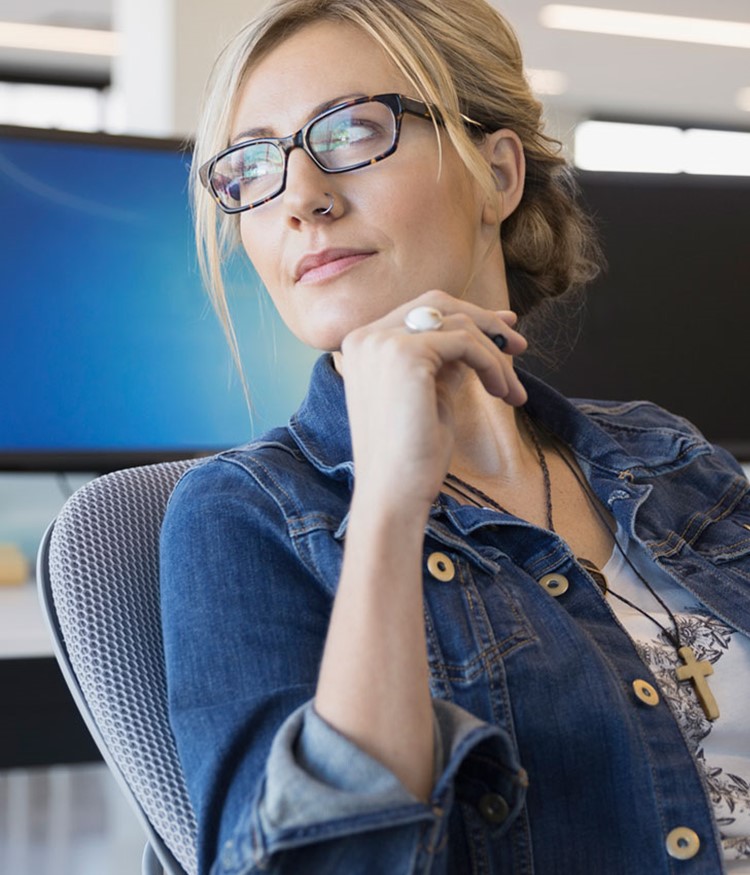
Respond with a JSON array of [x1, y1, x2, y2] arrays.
[[220, 452, 349, 585], [423, 607, 455, 700], [432, 638, 537, 685], [650, 481, 750, 557]]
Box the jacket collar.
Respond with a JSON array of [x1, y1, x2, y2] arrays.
[[288, 355, 354, 481], [288, 353, 712, 484]]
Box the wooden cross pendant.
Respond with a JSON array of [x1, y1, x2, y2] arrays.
[[675, 646, 720, 721]]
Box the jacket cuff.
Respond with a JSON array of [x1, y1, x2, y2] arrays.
[[216, 700, 527, 872]]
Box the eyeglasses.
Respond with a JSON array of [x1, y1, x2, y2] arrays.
[[199, 93, 437, 214]]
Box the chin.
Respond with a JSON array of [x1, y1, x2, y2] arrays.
[[292, 321, 350, 354], [291, 303, 384, 353]]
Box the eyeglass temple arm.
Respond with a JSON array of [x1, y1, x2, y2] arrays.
[[399, 95, 440, 123], [399, 95, 485, 132]]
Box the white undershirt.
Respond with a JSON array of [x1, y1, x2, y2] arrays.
[[603, 547, 750, 872]]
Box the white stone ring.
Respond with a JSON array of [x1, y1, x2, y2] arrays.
[[404, 306, 444, 333]]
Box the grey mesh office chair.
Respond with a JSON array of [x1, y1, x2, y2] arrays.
[[37, 461, 200, 875]]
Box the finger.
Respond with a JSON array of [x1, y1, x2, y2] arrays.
[[492, 310, 520, 351], [497, 309, 519, 327], [410, 325, 527, 406], [484, 311, 526, 355], [396, 292, 527, 356], [438, 313, 526, 398]]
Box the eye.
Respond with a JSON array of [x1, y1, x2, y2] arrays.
[[310, 107, 394, 166], [213, 144, 283, 205], [229, 145, 281, 181], [335, 117, 386, 146]]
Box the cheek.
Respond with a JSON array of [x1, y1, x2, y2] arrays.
[[239, 220, 262, 272], [239, 219, 281, 295], [388, 159, 479, 238]]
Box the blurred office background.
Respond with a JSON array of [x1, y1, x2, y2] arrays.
[[1, 1, 748, 873]]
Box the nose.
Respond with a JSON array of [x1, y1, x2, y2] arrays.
[[282, 147, 335, 225]]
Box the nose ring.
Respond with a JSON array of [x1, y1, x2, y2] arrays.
[[316, 193, 335, 216]]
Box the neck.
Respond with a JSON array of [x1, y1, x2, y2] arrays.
[[447, 370, 538, 486]]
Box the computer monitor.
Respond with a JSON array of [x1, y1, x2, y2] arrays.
[[0, 125, 317, 472], [525, 170, 750, 462]]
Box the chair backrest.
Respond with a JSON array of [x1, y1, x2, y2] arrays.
[[37, 460, 200, 875]]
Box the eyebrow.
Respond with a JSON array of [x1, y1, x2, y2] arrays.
[[230, 92, 368, 145]]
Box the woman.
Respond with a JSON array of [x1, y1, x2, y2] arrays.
[[160, 1, 750, 873]]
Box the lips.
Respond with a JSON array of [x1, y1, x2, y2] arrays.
[[294, 248, 376, 283]]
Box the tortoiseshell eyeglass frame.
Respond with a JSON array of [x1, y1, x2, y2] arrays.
[[198, 92, 443, 214]]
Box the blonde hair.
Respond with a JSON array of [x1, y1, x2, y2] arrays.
[[192, 0, 603, 364]]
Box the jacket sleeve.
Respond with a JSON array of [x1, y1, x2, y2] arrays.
[[160, 455, 526, 875]]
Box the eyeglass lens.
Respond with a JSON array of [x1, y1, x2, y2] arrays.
[[210, 100, 398, 210]]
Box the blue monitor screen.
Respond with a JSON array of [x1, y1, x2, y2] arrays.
[[0, 126, 317, 471]]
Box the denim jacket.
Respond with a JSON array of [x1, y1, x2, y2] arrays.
[[160, 354, 750, 875]]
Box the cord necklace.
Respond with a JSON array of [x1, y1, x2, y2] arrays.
[[443, 412, 719, 721]]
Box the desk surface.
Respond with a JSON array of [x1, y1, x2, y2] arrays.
[[0, 582, 54, 658]]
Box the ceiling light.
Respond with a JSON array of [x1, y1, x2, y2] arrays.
[[737, 87, 750, 111], [540, 5, 750, 50], [0, 21, 119, 56], [683, 129, 750, 176], [575, 120, 750, 176], [575, 121, 683, 173], [526, 68, 569, 95]]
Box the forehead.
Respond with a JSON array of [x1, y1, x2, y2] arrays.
[[232, 20, 410, 139]]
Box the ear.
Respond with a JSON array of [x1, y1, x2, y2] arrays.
[[480, 129, 525, 226]]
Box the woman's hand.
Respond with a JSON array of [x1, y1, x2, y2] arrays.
[[338, 289, 528, 514]]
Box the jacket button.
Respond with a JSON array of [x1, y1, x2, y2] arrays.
[[666, 827, 700, 860], [632, 679, 661, 707], [539, 573, 569, 597], [478, 792, 509, 824], [427, 552, 455, 582]]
